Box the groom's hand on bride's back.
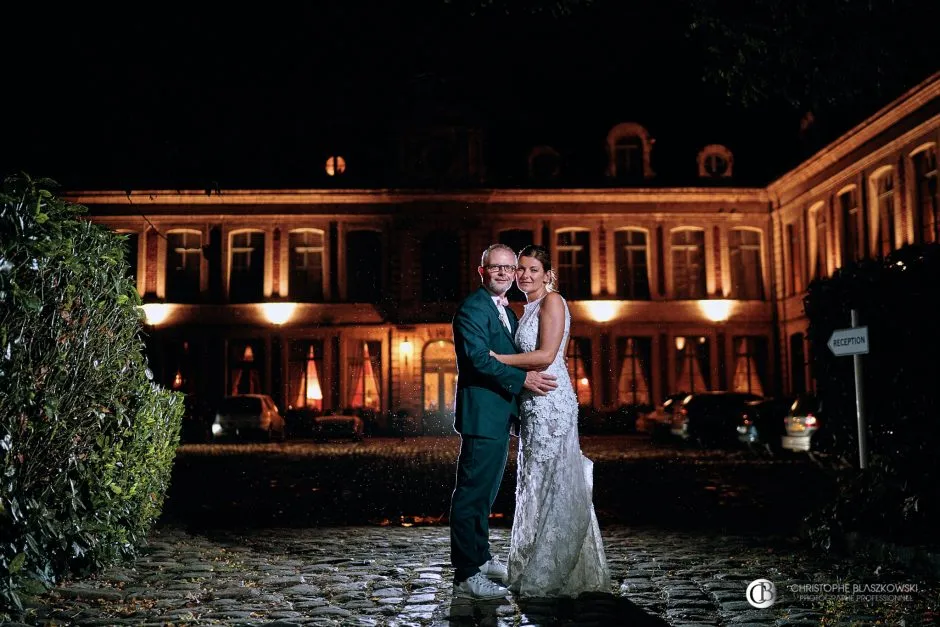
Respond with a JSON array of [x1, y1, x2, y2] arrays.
[[523, 371, 557, 395]]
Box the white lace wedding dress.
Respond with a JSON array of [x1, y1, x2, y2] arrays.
[[507, 294, 611, 598]]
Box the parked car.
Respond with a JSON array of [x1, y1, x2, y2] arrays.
[[782, 394, 822, 452], [284, 407, 321, 438], [736, 396, 794, 454], [671, 391, 763, 446], [637, 393, 689, 436], [313, 414, 365, 441], [211, 394, 286, 441]]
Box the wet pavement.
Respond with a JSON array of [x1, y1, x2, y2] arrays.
[[15, 436, 940, 625]]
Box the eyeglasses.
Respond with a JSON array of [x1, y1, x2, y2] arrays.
[[484, 264, 517, 274]]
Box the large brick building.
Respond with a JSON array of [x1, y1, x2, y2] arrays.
[[68, 73, 939, 424]]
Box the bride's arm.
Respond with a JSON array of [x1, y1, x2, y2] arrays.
[[490, 293, 565, 370]]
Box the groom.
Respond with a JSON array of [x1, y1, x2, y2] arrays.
[[449, 243, 557, 599]]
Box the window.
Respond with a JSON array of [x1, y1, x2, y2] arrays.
[[423, 340, 457, 414], [697, 144, 734, 178], [288, 340, 325, 410], [289, 230, 324, 301], [166, 230, 201, 302], [674, 335, 710, 393], [230, 339, 264, 395], [614, 136, 643, 181], [229, 231, 264, 303], [839, 187, 861, 265], [121, 232, 139, 285], [421, 230, 460, 302], [730, 228, 764, 299], [325, 156, 346, 176], [556, 230, 591, 299], [671, 229, 706, 299], [732, 336, 769, 397], [348, 340, 382, 410], [616, 337, 652, 406], [346, 230, 382, 303], [528, 146, 561, 180], [606, 122, 653, 180], [874, 170, 896, 257], [913, 147, 938, 243], [812, 203, 828, 279], [614, 230, 650, 300], [499, 229, 535, 303], [786, 223, 803, 296], [164, 339, 193, 393], [566, 337, 593, 406]]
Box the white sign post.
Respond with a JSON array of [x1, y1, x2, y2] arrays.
[[827, 309, 869, 469]]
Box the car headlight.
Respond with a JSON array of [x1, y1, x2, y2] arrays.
[[211, 423, 223, 435]]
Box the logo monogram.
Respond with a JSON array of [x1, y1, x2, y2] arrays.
[[746, 579, 777, 608]]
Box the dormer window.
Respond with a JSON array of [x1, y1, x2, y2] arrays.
[[528, 145, 561, 181], [325, 156, 346, 176], [697, 145, 734, 178], [606, 123, 654, 181]]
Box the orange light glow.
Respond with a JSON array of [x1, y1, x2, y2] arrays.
[[139, 303, 171, 325], [698, 299, 733, 322], [260, 302, 297, 325]]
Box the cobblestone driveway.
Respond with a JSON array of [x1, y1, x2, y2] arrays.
[[22, 525, 938, 626]]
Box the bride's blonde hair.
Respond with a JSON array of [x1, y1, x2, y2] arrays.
[[517, 245, 558, 293]]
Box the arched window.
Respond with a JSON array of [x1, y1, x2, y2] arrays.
[[670, 228, 705, 299], [346, 229, 383, 303], [606, 123, 654, 181], [870, 167, 896, 257], [697, 144, 734, 178], [729, 228, 764, 300], [614, 229, 650, 300], [555, 228, 591, 299], [421, 230, 460, 302], [166, 229, 202, 303], [289, 229, 325, 301], [911, 144, 938, 243], [116, 229, 140, 287], [229, 230, 264, 303], [809, 202, 828, 279], [837, 186, 862, 265]]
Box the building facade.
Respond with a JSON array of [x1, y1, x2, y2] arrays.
[[69, 74, 939, 424]]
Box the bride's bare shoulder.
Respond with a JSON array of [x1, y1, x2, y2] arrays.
[[540, 292, 565, 313]]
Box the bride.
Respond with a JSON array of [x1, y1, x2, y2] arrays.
[[490, 244, 611, 598]]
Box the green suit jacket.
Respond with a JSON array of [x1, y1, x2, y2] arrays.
[[452, 287, 527, 438]]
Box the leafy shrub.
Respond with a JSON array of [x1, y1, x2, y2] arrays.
[[0, 174, 183, 613], [803, 243, 940, 549]]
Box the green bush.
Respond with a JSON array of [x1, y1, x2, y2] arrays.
[[803, 243, 940, 550], [0, 174, 183, 613]]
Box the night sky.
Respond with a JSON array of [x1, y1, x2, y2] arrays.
[[3, 1, 937, 190]]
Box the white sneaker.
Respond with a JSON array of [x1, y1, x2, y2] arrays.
[[479, 555, 508, 582], [453, 572, 509, 599]]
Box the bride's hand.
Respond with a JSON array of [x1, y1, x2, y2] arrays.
[[489, 350, 496, 357]]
